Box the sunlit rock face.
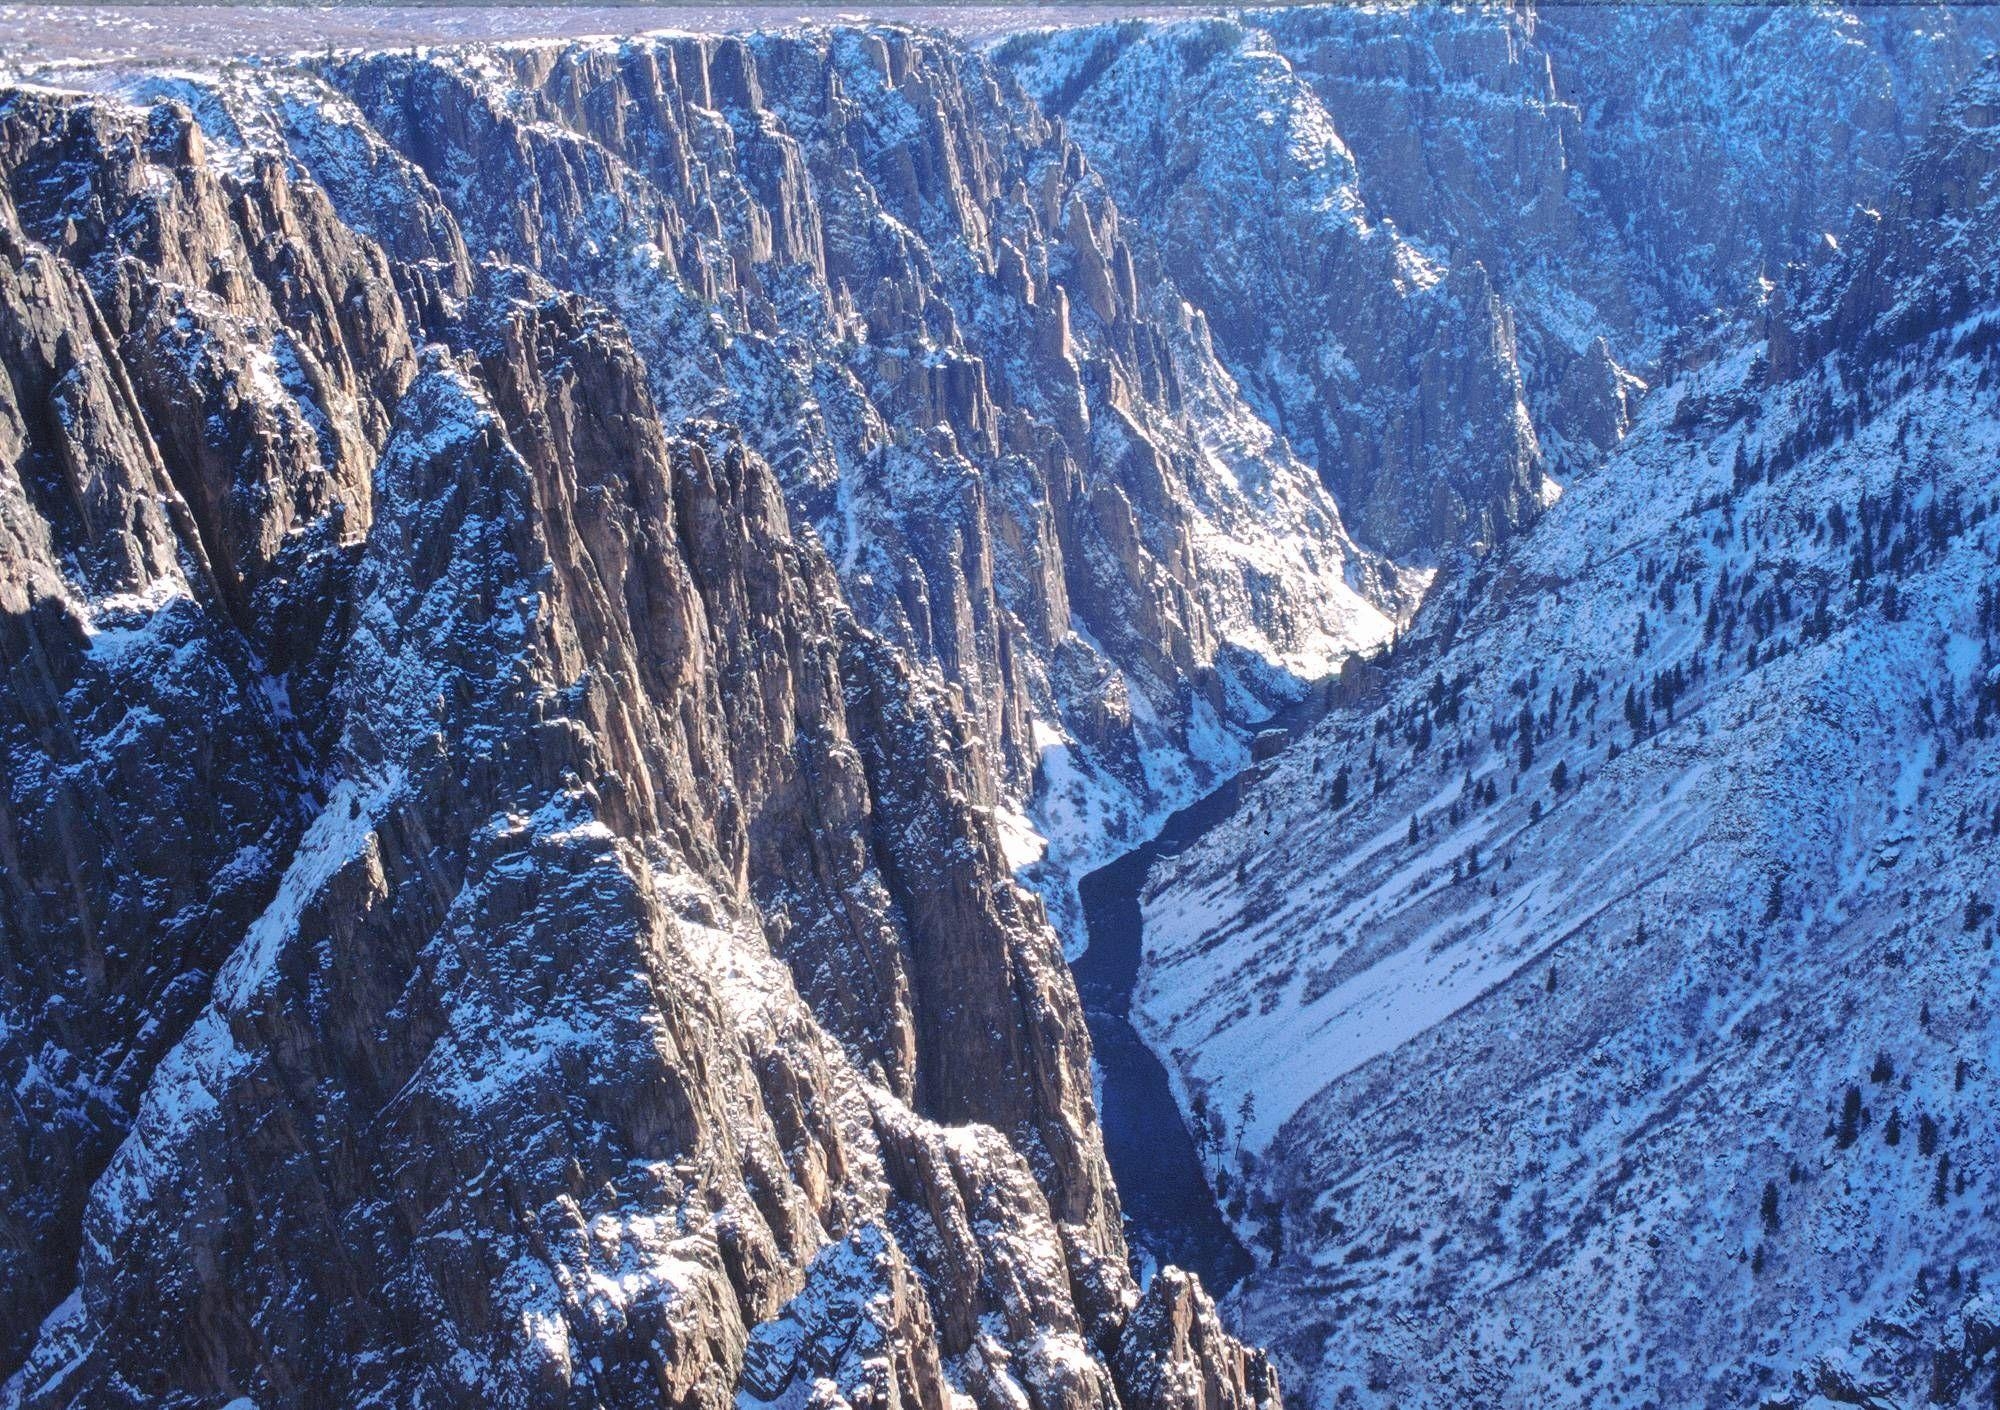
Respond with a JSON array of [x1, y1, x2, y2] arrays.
[[6, 7, 2000, 1409], [998, 5, 2000, 552], [309, 28, 1404, 920], [0, 37, 1315, 1409]]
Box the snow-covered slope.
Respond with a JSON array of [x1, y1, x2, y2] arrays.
[[997, 4, 2000, 543], [1138, 54, 2000, 1410]]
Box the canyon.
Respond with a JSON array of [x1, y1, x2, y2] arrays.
[[2, 5, 1998, 1409]]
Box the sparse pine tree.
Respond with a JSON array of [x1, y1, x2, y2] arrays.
[[1837, 1085, 1862, 1148], [1761, 1180, 1780, 1232]]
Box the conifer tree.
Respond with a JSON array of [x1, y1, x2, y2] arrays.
[[1837, 1085, 1862, 1148]]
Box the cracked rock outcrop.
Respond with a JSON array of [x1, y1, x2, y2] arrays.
[[0, 59, 1280, 1410]]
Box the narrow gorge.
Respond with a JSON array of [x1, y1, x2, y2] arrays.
[[0, 24, 1329, 1407], [4, 6, 2000, 1410]]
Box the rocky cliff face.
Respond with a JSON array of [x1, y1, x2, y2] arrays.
[[10, 8, 2000, 1409], [0, 46, 1288, 1410], [278, 28, 1401, 915], [997, 4, 2000, 552], [998, 17, 1548, 562], [1136, 53, 2000, 1410]]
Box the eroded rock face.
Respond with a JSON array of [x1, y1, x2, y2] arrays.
[[286, 29, 1401, 912], [0, 63, 1280, 1410], [1115, 1270, 1278, 1410], [997, 5, 2000, 547], [1128, 51, 2000, 1410], [998, 19, 1547, 562], [1775, 59, 2000, 377]]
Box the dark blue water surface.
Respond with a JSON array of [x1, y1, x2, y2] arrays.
[[1070, 691, 1329, 1292]]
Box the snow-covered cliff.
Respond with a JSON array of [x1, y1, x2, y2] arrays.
[[0, 30, 1329, 1408], [1138, 50, 2000, 1409], [997, 5, 2000, 551]]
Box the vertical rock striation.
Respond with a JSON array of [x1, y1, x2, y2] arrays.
[[292, 29, 1400, 910], [997, 4, 2000, 548], [0, 49, 1285, 1410], [999, 17, 1547, 562]]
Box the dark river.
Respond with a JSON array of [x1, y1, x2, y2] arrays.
[[1070, 689, 1328, 1293]]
